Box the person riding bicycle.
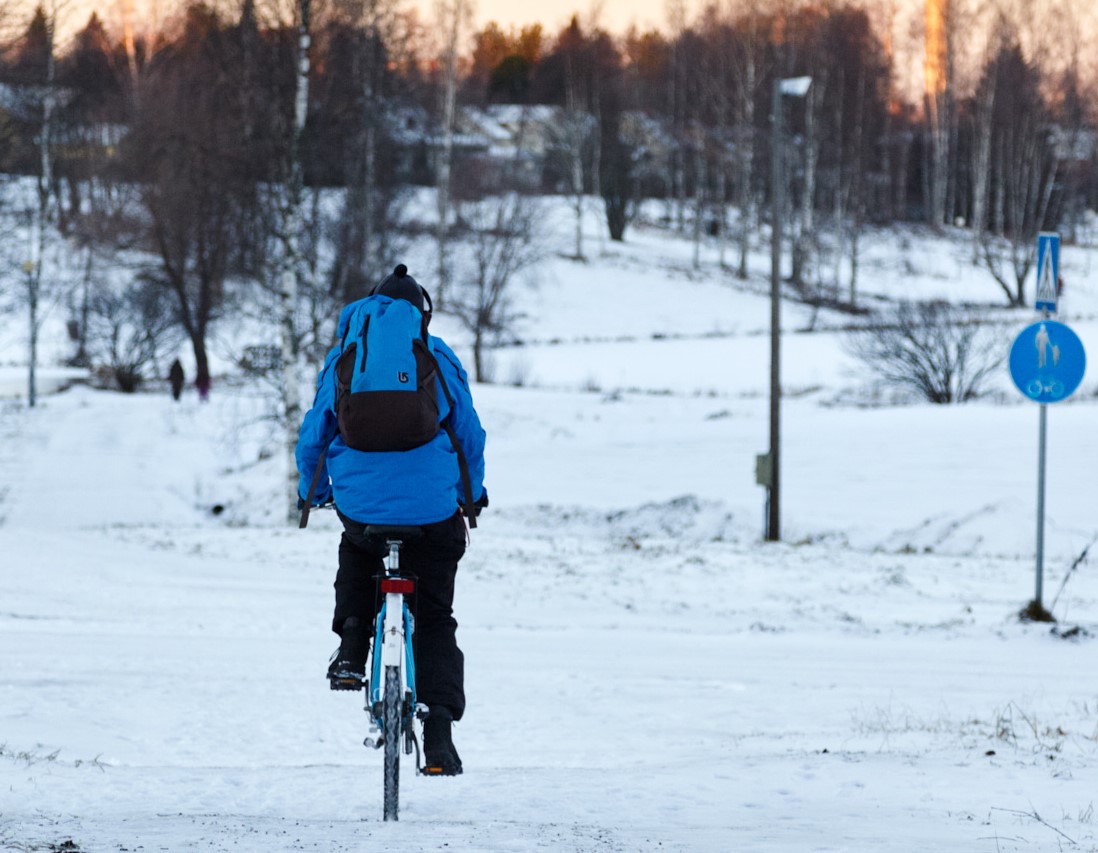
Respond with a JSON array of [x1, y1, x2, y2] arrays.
[[296, 264, 487, 777]]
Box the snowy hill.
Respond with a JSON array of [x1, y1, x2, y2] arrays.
[[2, 204, 1098, 851]]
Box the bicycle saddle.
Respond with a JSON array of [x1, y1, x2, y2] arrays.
[[365, 524, 425, 539]]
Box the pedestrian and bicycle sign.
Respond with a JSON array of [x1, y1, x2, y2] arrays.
[[1035, 232, 1060, 314], [1014, 232, 1086, 621], [1009, 320, 1086, 404]]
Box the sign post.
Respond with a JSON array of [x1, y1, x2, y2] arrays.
[[1009, 233, 1085, 619]]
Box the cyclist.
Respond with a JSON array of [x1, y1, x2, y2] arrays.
[[296, 264, 487, 777]]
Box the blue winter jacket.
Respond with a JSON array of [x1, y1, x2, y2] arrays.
[[295, 297, 486, 525]]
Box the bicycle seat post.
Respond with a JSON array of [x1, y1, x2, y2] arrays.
[[386, 539, 402, 575]]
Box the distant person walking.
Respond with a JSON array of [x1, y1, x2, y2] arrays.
[[168, 359, 185, 401], [196, 374, 211, 402]]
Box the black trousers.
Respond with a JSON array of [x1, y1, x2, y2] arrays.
[[333, 510, 467, 721]]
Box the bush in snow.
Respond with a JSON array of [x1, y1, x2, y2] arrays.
[[845, 300, 1006, 404]]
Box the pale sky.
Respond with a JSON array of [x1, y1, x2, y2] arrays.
[[463, 0, 667, 36], [55, 0, 669, 43]]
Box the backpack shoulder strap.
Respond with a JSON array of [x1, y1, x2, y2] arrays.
[[421, 346, 477, 529], [298, 446, 329, 529]]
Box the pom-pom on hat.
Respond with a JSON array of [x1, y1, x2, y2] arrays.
[[373, 264, 426, 314]]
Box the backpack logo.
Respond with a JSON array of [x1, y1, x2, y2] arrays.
[[398, 371, 409, 384]]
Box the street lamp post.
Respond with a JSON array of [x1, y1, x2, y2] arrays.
[[766, 75, 811, 542]]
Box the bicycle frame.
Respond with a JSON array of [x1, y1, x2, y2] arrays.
[[362, 536, 426, 823], [368, 543, 417, 720]]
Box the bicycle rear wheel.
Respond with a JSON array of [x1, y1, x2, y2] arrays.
[[382, 665, 401, 821]]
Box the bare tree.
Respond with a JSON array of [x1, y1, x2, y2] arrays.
[[434, 0, 473, 305], [15, 0, 62, 408], [558, 18, 592, 261], [127, 4, 257, 398], [922, 0, 954, 228], [977, 37, 1059, 306], [665, 0, 688, 233], [450, 191, 546, 382], [86, 276, 180, 392], [728, 0, 765, 280], [600, 109, 636, 241], [323, 0, 413, 302], [846, 300, 1006, 403], [968, 57, 995, 262]]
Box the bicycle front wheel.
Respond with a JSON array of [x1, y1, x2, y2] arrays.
[[382, 665, 401, 821]]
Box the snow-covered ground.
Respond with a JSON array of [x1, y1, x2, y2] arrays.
[[2, 205, 1098, 851]]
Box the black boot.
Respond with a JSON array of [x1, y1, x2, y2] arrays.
[[422, 706, 462, 776], [327, 617, 369, 691]]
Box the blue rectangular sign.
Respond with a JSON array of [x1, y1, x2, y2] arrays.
[[1035, 232, 1060, 313]]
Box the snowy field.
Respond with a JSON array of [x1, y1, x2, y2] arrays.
[[2, 206, 1098, 852]]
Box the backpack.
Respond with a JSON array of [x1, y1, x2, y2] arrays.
[[334, 295, 444, 452], [302, 293, 477, 529]]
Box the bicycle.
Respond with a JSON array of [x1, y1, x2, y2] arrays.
[[360, 524, 428, 822], [302, 502, 466, 818]]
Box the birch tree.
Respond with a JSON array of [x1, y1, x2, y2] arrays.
[[277, 0, 312, 520], [729, 0, 764, 279], [922, 0, 952, 228], [968, 50, 996, 262], [18, 2, 59, 408], [434, 0, 473, 305]]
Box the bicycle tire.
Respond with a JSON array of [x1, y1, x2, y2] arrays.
[[382, 665, 401, 821]]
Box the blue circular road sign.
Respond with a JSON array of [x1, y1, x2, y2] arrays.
[[1009, 320, 1086, 403]]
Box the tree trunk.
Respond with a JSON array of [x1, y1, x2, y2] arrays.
[[193, 337, 210, 393], [565, 55, 586, 261], [715, 161, 727, 269], [970, 79, 994, 262], [27, 3, 57, 408], [734, 14, 757, 281], [472, 328, 483, 383], [279, 0, 311, 521], [27, 266, 38, 408], [792, 83, 819, 293], [436, 0, 464, 305], [691, 132, 705, 271]]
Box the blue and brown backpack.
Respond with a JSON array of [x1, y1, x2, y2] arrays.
[[323, 266, 477, 526]]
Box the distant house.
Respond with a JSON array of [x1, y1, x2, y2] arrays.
[[55, 121, 127, 163], [454, 104, 564, 190], [0, 81, 123, 173], [1050, 125, 1097, 164], [0, 81, 69, 122]]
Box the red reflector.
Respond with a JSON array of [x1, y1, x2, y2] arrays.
[[380, 578, 415, 595]]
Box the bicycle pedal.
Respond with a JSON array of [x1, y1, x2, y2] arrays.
[[328, 674, 365, 691], [421, 764, 462, 777]]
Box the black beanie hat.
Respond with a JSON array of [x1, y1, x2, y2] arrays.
[[373, 264, 426, 314]]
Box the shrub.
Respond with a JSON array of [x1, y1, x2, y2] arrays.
[[846, 301, 1006, 403]]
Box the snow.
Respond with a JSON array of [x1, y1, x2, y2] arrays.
[[2, 203, 1098, 852]]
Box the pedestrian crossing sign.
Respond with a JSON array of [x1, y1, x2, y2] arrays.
[[1035, 232, 1059, 314]]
